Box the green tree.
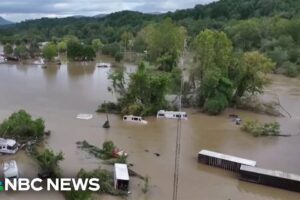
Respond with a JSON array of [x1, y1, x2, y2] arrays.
[[3, 43, 13, 55], [147, 18, 186, 71], [121, 31, 133, 50], [92, 39, 103, 52], [0, 110, 45, 140], [57, 41, 67, 53], [109, 62, 170, 116], [225, 19, 261, 51], [42, 43, 57, 61], [233, 51, 275, 99], [83, 46, 96, 61], [192, 29, 234, 114], [14, 44, 29, 60], [67, 40, 83, 61], [29, 42, 40, 58]]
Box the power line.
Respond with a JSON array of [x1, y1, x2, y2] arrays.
[[172, 47, 185, 200]]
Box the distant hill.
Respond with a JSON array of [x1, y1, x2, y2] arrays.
[[94, 14, 107, 18], [0, 17, 13, 26], [1, 0, 300, 42]]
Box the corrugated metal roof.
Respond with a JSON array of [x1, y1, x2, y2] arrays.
[[198, 150, 257, 166], [114, 163, 129, 181], [240, 165, 300, 182]]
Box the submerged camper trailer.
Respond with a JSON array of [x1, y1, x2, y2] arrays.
[[240, 165, 300, 192], [97, 63, 111, 68], [156, 110, 188, 120], [198, 150, 256, 172], [0, 138, 18, 154], [114, 163, 129, 191], [2, 160, 19, 179], [123, 115, 147, 124]]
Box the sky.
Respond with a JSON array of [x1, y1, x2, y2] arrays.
[[0, 0, 217, 22]]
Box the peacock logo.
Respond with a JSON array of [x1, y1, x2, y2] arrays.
[[0, 180, 4, 191]]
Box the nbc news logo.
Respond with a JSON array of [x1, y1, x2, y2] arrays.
[[0, 180, 4, 191]]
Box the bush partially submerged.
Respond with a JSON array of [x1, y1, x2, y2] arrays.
[[64, 189, 92, 200], [34, 148, 64, 178], [242, 120, 280, 137], [77, 168, 127, 196], [77, 140, 127, 162], [0, 110, 45, 141], [96, 102, 121, 114]]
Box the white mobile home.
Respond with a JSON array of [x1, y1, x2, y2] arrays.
[[157, 110, 188, 120], [0, 138, 18, 154]]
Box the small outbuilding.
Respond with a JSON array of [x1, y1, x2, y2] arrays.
[[114, 163, 129, 191]]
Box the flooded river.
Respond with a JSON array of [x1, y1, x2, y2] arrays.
[[0, 60, 300, 200]]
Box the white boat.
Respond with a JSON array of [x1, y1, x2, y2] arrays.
[[156, 110, 188, 120], [76, 114, 93, 120], [0, 138, 18, 154], [123, 115, 148, 124], [97, 62, 111, 68], [3, 160, 19, 179]]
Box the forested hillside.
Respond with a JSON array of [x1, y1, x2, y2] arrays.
[[1, 0, 300, 77]]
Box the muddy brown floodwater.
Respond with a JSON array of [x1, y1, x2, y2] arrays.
[[0, 59, 300, 200]]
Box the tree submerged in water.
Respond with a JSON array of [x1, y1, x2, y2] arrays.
[[104, 62, 171, 116], [192, 29, 275, 115], [0, 110, 45, 141], [34, 148, 64, 178]]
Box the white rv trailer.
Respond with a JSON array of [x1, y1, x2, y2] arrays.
[[156, 110, 188, 120], [114, 163, 129, 191], [123, 115, 147, 124], [0, 138, 18, 154], [2, 160, 19, 179]]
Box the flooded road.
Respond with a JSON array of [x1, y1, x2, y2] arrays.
[[0, 60, 300, 200]]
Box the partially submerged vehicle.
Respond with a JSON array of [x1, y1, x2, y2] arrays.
[[114, 163, 129, 191], [0, 138, 19, 154], [156, 110, 188, 120], [76, 114, 93, 120], [123, 115, 147, 124], [97, 63, 111, 68], [2, 160, 19, 179]]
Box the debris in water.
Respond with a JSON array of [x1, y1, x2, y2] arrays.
[[76, 114, 93, 120], [102, 120, 110, 128]]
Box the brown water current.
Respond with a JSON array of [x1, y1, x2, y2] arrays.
[[0, 60, 300, 200]]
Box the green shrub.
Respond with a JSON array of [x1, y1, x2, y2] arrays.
[[0, 110, 45, 140], [115, 52, 124, 62], [284, 63, 299, 77], [34, 148, 64, 177], [204, 94, 229, 115], [96, 102, 121, 114], [242, 120, 280, 137], [64, 190, 92, 200]]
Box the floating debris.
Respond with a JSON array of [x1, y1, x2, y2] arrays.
[[76, 114, 93, 120]]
